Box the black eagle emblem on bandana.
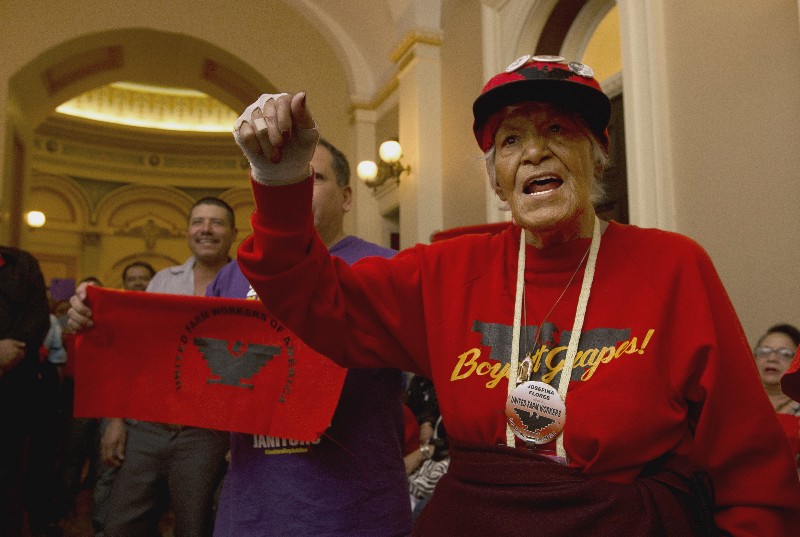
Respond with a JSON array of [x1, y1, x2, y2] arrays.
[[194, 337, 280, 389]]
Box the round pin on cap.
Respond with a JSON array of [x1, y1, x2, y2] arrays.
[[505, 54, 531, 73], [568, 62, 595, 78], [531, 55, 565, 63]]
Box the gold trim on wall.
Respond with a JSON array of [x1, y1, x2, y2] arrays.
[[348, 31, 443, 120], [389, 32, 444, 64]]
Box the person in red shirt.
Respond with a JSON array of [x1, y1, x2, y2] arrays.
[[755, 324, 800, 463], [231, 56, 800, 536]]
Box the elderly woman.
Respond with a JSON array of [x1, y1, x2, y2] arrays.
[[233, 57, 800, 536]]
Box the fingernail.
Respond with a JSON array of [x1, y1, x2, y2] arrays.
[[299, 92, 307, 107]]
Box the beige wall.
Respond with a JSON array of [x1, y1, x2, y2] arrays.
[[440, 0, 489, 230], [658, 0, 800, 344]]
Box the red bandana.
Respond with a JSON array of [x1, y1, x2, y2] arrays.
[[74, 286, 346, 440]]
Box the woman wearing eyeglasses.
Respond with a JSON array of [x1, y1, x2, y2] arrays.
[[755, 324, 800, 467], [755, 324, 800, 414]]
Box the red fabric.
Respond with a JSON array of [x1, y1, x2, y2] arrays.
[[776, 413, 800, 458], [73, 286, 346, 440], [430, 222, 511, 243], [781, 347, 800, 402], [403, 404, 420, 456], [62, 332, 76, 378], [414, 441, 715, 537], [236, 177, 800, 535]]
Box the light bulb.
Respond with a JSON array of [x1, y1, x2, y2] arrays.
[[26, 211, 46, 228], [379, 140, 402, 163], [357, 160, 378, 182]]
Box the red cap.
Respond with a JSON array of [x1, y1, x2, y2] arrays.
[[472, 55, 611, 152]]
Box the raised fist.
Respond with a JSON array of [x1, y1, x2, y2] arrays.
[[233, 92, 319, 184]]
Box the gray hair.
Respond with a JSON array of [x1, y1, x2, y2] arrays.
[[483, 131, 609, 211]]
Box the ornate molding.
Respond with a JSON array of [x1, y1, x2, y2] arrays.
[[114, 217, 183, 251], [31, 131, 245, 187], [56, 82, 238, 132]]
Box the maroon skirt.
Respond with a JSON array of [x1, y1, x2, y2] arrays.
[[412, 441, 716, 537]]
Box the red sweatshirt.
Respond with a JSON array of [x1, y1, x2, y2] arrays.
[[238, 177, 800, 536]]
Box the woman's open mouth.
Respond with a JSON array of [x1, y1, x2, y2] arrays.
[[523, 176, 563, 195]]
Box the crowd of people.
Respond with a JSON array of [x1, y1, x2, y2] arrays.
[[2, 52, 799, 537]]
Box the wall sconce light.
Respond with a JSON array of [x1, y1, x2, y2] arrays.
[[26, 210, 46, 228], [357, 140, 410, 189]]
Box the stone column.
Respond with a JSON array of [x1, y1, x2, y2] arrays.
[[616, 0, 675, 230], [395, 38, 444, 248], [351, 107, 384, 246]]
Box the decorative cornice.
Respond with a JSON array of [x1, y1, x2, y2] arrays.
[[347, 77, 399, 120], [389, 31, 444, 64], [56, 82, 238, 133], [31, 134, 248, 187], [36, 114, 237, 155], [114, 217, 184, 251], [348, 31, 443, 120]]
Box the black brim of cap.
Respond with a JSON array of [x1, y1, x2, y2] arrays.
[[473, 79, 611, 142]]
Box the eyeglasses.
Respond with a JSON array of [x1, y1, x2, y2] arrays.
[[754, 346, 796, 360]]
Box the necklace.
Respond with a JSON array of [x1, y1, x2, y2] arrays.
[[520, 244, 592, 379], [773, 395, 794, 413], [505, 216, 602, 462]]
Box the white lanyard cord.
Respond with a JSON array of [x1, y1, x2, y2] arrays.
[[505, 217, 602, 458], [505, 228, 528, 448]]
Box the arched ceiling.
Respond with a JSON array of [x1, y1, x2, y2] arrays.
[[5, 1, 434, 155], [9, 27, 276, 133], [290, 0, 441, 101]]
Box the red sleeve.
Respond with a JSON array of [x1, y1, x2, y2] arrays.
[[781, 348, 800, 402], [775, 413, 800, 459], [63, 332, 77, 378], [677, 246, 800, 535], [237, 177, 431, 376]]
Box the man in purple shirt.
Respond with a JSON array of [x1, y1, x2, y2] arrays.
[[210, 138, 411, 537]]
